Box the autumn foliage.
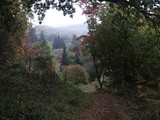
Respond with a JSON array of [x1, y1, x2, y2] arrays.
[[65, 65, 89, 85], [20, 38, 38, 59]]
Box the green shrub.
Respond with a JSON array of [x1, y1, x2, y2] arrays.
[[64, 65, 89, 85]]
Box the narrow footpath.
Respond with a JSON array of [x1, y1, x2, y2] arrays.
[[83, 92, 137, 120]]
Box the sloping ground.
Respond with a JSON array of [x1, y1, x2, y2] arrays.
[[76, 80, 99, 93], [76, 84, 96, 93], [83, 92, 137, 120]]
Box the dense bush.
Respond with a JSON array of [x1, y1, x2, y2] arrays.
[[64, 65, 89, 85]]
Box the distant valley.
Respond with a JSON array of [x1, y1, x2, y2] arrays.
[[33, 24, 88, 42]]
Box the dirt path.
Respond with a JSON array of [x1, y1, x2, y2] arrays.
[[83, 92, 136, 120]]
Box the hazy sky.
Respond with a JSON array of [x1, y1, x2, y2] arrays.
[[32, 5, 87, 27]]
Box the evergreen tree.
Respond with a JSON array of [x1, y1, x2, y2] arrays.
[[34, 40, 55, 72], [71, 34, 79, 47], [74, 49, 81, 64], [61, 44, 68, 66], [53, 36, 64, 49]]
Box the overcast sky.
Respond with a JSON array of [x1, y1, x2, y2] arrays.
[[32, 5, 87, 28]]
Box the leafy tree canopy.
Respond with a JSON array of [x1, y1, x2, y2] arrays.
[[92, 4, 160, 96], [0, 0, 31, 32], [1, 0, 159, 32], [36, 0, 159, 27]]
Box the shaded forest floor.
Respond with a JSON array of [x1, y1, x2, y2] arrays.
[[83, 92, 135, 120], [83, 91, 157, 120], [80, 82, 160, 120]]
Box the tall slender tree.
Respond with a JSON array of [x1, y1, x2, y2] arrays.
[[61, 44, 68, 66], [74, 49, 81, 64], [61, 44, 68, 83]]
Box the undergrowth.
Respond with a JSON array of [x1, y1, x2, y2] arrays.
[[0, 73, 93, 120]]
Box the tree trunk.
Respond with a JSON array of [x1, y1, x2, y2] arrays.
[[97, 75, 103, 90]]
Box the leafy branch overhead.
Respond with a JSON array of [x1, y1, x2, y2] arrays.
[[99, 0, 160, 20], [1, 0, 159, 32], [31, 0, 160, 26], [32, 0, 76, 24]]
